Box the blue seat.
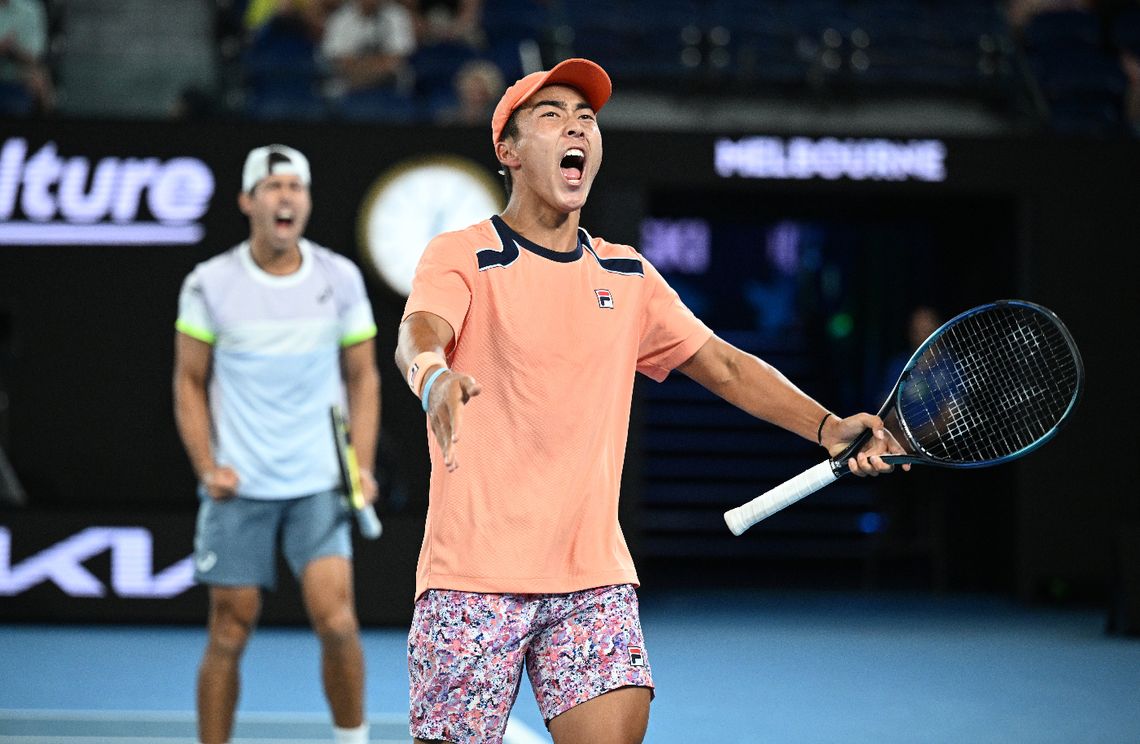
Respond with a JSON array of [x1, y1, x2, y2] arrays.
[[565, 0, 700, 87], [1112, 6, 1140, 56], [245, 85, 328, 121], [242, 15, 328, 121], [242, 14, 320, 76], [0, 81, 34, 116], [411, 42, 479, 99], [1022, 9, 1102, 51], [1031, 46, 1127, 98], [487, 38, 525, 82], [481, 0, 553, 48], [1027, 44, 1127, 134], [335, 86, 419, 122], [1048, 95, 1125, 134]]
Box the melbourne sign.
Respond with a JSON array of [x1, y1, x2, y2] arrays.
[[715, 136, 947, 182]]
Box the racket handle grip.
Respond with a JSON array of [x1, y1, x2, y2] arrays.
[[355, 504, 383, 540], [724, 460, 840, 536]]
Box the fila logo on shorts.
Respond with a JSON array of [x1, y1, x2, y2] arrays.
[[595, 289, 614, 309], [628, 646, 645, 666]]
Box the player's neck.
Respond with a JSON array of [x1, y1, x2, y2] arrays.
[[248, 236, 303, 275], [499, 199, 581, 253]]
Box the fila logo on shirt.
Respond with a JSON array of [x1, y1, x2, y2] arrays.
[[594, 288, 614, 309], [628, 646, 645, 667]]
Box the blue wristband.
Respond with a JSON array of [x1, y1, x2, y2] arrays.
[[420, 367, 448, 413]]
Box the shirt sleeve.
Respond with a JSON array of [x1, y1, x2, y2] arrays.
[[402, 232, 475, 347], [635, 258, 714, 382], [338, 263, 378, 347], [174, 267, 216, 344]]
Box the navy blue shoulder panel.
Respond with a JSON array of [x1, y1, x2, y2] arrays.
[[477, 217, 521, 270], [581, 230, 644, 277]]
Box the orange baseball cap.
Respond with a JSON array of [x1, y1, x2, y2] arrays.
[[491, 58, 612, 146]]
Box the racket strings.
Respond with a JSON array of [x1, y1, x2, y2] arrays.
[[899, 305, 1080, 463]]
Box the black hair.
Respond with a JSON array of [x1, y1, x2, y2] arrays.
[[498, 108, 522, 199]]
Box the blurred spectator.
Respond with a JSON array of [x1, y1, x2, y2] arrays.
[[411, 0, 484, 49], [1006, 0, 1091, 32], [321, 0, 415, 98], [243, 0, 339, 40], [240, 0, 334, 120], [0, 0, 52, 115], [1122, 50, 1140, 131], [878, 305, 943, 403], [433, 57, 502, 124], [865, 304, 949, 591], [170, 85, 222, 120]]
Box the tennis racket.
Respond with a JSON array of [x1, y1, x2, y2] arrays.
[[724, 300, 1084, 536], [331, 405, 383, 540]]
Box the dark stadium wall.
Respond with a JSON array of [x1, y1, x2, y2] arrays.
[[1001, 138, 1140, 602], [0, 118, 1135, 624]]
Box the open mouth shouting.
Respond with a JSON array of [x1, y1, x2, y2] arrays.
[[560, 148, 586, 186], [273, 209, 297, 229]]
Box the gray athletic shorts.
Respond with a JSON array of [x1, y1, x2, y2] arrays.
[[193, 489, 352, 590]]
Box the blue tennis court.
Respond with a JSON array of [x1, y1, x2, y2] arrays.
[[3, 588, 1138, 743]]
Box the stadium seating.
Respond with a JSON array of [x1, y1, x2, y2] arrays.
[[21, 0, 1136, 136]]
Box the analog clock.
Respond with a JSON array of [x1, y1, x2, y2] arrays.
[[358, 155, 504, 296]]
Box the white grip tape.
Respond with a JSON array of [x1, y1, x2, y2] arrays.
[[724, 460, 839, 536], [356, 504, 383, 540]]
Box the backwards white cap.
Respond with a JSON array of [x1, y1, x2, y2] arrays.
[[241, 144, 311, 193]]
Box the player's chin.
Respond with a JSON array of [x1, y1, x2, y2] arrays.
[[279, 223, 304, 240], [555, 192, 589, 214], [556, 180, 591, 204]]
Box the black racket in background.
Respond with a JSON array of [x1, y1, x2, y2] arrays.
[[331, 405, 383, 540], [725, 300, 1084, 536]]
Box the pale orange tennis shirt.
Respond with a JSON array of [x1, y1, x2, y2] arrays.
[[403, 216, 713, 599]]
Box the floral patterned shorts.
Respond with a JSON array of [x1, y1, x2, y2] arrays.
[[408, 583, 654, 744]]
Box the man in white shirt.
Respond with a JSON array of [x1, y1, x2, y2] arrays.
[[174, 144, 380, 744], [321, 0, 416, 97]]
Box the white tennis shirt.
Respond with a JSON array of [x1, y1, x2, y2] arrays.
[[176, 239, 377, 499]]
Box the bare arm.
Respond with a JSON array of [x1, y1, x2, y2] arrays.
[[676, 335, 905, 475], [394, 310, 454, 378], [172, 332, 239, 498], [395, 311, 481, 471], [340, 337, 380, 502]]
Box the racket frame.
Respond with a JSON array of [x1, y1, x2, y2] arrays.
[[725, 299, 1084, 535], [882, 299, 1084, 469], [330, 405, 383, 540]]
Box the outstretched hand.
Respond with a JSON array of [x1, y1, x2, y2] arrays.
[[425, 370, 482, 472], [823, 412, 911, 476]]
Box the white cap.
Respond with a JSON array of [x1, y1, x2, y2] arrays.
[[241, 144, 311, 193]]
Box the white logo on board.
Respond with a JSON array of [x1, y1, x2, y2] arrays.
[[0, 138, 215, 246], [0, 526, 195, 598]]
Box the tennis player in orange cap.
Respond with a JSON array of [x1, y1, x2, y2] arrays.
[[395, 57, 904, 744]]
